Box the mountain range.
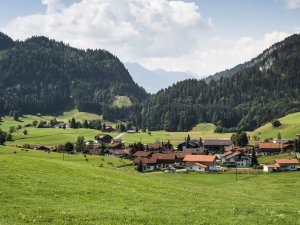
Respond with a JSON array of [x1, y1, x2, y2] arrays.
[[1, 31, 300, 132], [125, 62, 197, 94]]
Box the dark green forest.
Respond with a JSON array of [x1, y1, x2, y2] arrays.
[[1, 32, 300, 131], [133, 34, 300, 132], [0, 32, 148, 121]]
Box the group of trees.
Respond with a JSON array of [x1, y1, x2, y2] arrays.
[[56, 136, 86, 153], [0, 129, 12, 145], [0, 33, 148, 121], [132, 34, 300, 132]]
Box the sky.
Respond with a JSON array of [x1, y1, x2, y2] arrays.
[[0, 0, 300, 77]]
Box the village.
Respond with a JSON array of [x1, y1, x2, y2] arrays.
[[28, 126, 300, 173]]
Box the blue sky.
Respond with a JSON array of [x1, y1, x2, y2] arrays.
[[0, 0, 299, 76]]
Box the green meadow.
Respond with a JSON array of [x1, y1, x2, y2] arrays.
[[0, 146, 300, 225], [250, 112, 300, 140]]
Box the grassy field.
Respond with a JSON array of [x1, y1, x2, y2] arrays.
[[122, 130, 231, 145], [250, 112, 300, 140], [258, 152, 298, 165], [0, 146, 300, 225]]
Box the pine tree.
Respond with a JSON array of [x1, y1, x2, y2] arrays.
[[277, 132, 282, 140]]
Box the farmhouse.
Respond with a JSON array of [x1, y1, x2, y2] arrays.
[[256, 142, 293, 156], [203, 139, 231, 153], [220, 151, 251, 167], [263, 158, 299, 172], [152, 153, 176, 169], [177, 140, 200, 151], [105, 150, 128, 158], [133, 157, 157, 172], [183, 155, 217, 172]]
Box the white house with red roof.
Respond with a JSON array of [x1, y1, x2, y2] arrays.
[[183, 155, 217, 172], [220, 151, 251, 167], [263, 158, 299, 172]]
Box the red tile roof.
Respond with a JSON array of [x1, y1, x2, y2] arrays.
[[258, 143, 291, 150], [275, 158, 299, 164], [183, 155, 216, 163], [225, 151, 241, 160], [133, 151, 153, 157]]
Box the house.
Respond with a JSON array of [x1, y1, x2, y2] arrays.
[[220, 151, 251, 167], [94, 134, 113, 143], [256, 142, 293, 156], [152, 153, 176, 169], [105, 150, 128, 158], [105, 125, 115, 133], [203, 139, 231, 153], [87, 146, 104, 155], [177, 140, 199, 151], [133, 157, 157, 172], [263, 158, 299, 172], [133, 151, 153, 158], [174, 152, 192, 167], [183, 155, 217, 172]]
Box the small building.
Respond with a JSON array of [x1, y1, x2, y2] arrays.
[[110, 142, 123, 150], [256, 142, 293, 156], [133, 157, 157, 172], [105, 125, 115, 133], [152, 153, 176, 169], [220, 151, 251, 167], [174, 152, 192, 167], [203, 139, 231, 153], [177, 140, 200, 151], [183, 155, 217, 172], [263, 158, 299, 172], [105, 150, 128, 158]]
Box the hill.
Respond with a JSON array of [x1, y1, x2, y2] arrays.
[[0, 146, 300, 225], [250, 112, 300, 140], [125, 62, 197, 94], [135, 34, 300, 131], [0, 32, 148, 121]]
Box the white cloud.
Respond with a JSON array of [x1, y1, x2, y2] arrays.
[[284, 0, 300, 9], [0, 0, 292, 77], [2, 0, 212, 59], [140, 31, 290, 77]]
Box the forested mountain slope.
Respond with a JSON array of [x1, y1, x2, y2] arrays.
[[0, 33, 148, 120], [135, 34, 300, 131]]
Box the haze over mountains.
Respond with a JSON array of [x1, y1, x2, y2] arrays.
[[125, 62, 197, 93]]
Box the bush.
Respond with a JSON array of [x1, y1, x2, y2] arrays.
[[272, 120, 281, 127]]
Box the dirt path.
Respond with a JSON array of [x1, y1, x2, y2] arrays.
[[115, 132, 125, 139]]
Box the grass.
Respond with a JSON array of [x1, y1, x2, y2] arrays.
[[0, 146, 300, 225], [0, 111, 116, 148], [258, 152, 298, 165], [190, 123, 216, 132], [56, 109, 102, 122], [250, 112, 300, 140], [122, 130, 232, 145]]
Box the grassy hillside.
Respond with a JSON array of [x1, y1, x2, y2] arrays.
[[0, 146, 300, 225], [250, 112, 300, 140], [122, 130, 231, 145], [0, 110, 115, 147]]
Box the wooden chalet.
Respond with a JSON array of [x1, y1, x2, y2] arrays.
[[256, 142, 293, 156]]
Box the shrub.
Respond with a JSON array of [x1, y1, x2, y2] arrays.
[[272, 120, 281, 128]]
